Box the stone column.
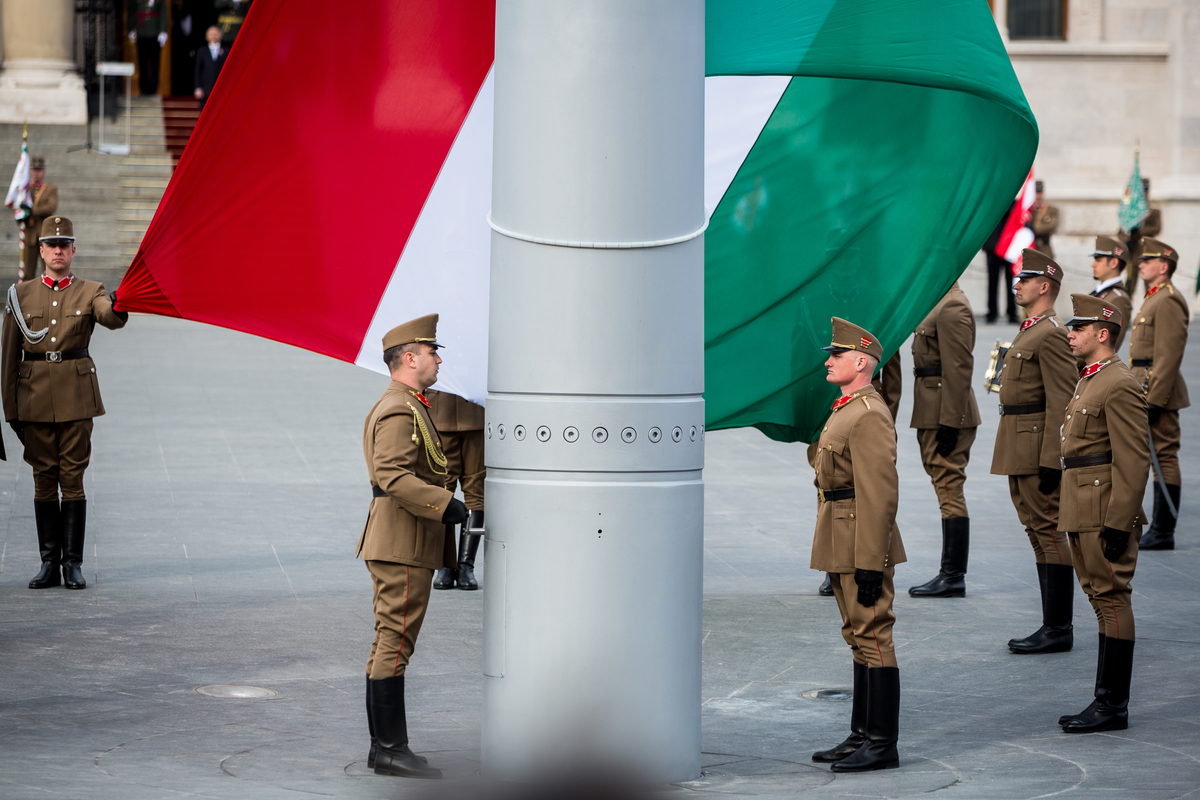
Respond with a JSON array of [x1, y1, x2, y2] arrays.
[[0, 0, 86, 124]]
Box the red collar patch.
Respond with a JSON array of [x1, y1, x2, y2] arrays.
[[831, 392, 859, 411], [1146, 284, 1161, 299], [1079, 360, 1112, 379], [412, 391, 431, 408], [1020, 315, 1043, 331], [41, 274, 74, 291]]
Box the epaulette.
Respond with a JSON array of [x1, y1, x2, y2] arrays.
[[861, 396, 872, 411], [1050, 317, 1060, 327]]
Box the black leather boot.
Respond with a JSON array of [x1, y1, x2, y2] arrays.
[[812, 661, 867, 762], [831, 667, 900, 772], [1062, 637, 1133, 733], [1059, 634, 1105, 725], [60, 499, 87, 590], [366, 674, 377, 768], [457, 520, 481, 591], [1009, 563, 1074, 653], [28, 500, 62, 589], [370, 676, 441, 778], [908, 517, 968, 597], [433, 524, 457, 589], [818, 573, 834, 596], [1141, 483, 1180, 550]]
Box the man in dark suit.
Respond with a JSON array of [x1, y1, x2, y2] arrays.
[[193, 26, 228, 111]]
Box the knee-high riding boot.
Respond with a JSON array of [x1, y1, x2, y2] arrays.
[[370, 676, 441, 778], [457, 511, 483, 591], [28, 500, 61, 589], [433, 524, 458, 589], [1009, 562, 1073, 653], [60, 499, 87, 590], [1141, 483, 1180, 550], [812, 661, 867, 762], [1062, 637, 1133, 732], [909, 517, 968, 597], [831, 667, 900, 772]]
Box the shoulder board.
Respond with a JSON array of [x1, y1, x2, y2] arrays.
[[861, 396, 872, 411], [1050, 318, 1060, 327]]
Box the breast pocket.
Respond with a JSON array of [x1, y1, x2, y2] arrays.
[[818, 435, 848, 479], [1004, 348, 1035, 381], [1079, 405, 1105, 438], [1075, 466, 1111, 529], [1131, 314, 1154, 347], [63, 305, 93, 337], [912, 331, 936, 357]]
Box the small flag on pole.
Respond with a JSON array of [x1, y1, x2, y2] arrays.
[[1118, 148, 1149, 234], [3, 135, 30, 221]]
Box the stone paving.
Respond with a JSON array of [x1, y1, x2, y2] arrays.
[[1, 315, 1198, 798]]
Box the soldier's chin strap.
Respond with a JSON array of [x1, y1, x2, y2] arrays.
[[6, 284, 48, 344]]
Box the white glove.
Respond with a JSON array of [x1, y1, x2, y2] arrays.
[[128, 31, 137, 42], [157, 32, 168, 47]]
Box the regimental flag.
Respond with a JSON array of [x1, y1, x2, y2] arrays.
[[1118, 151, 1149, 234], [115, 0, 1037, 443], [4, 136, 30, 221], [994, 170, 1036, 267]]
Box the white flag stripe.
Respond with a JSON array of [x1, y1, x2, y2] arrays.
[[703, 75, 791, 220], [354, 67, 495, 405]]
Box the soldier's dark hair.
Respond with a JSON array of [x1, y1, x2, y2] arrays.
[[1095, 321, 1120, 343], [1167, 261, 1177, 278], [383, 342, 423, 371]]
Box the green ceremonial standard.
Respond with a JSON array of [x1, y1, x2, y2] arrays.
[[702, 0, 1038, 442]]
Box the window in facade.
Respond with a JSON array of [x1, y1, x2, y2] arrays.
[[1008, 0, 1066, 40]]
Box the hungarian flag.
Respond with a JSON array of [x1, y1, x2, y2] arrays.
[[117, 0, 1036, 443], [993, 170, 1037, 269]]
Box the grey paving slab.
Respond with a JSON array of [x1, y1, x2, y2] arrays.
[[1, 315, 1200, 799]]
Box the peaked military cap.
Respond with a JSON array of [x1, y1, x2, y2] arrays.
[[1092, 235, 1127, 264], [1067, 293, 1123, 329], [39, 215, 74, 243], [383, 313, 442, 351], [1015, 248, 1063, 284], [822, 317, 883, 361], [30, 156, 45, 170], [1138, 237, 1178, 265], [1035, 179, 1044, 192]]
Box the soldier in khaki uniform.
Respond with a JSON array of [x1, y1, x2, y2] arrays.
[[20, 157, 58, 282], [358, 314, 467, 780], [1058, 294, 1149, 733], [1, 216, 127, 590], [906, 282, 979, 598], [428, 389, 485, 590], [1031, 180, 1059, 259], [819, 351, 900, 598], [810, 318, 904, 773], [991, 250, 1079, 654], [1088, 236, 1133, 352], [1122, 178, 1161, 296], [1130, 238, 1188, 550]]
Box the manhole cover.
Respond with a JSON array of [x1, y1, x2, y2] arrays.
[[800, 688, 852, 701], [196, 685, 277, 699]]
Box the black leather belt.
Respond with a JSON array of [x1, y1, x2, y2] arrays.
[[913, 366, 942, 377], [371, 486, 387, 498], [820, 488, 855, 501], [1131, 359, 1153, 367], [22, 348, 88, 363], [1000, 402, 1046, 416], [1061, 452, 1112, 469]]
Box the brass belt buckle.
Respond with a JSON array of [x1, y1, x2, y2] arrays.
[[45, 351, 62, 363], [1060, 456, 1066, 469]]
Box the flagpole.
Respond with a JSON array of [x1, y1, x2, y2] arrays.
[[17, 121, 27, 283]]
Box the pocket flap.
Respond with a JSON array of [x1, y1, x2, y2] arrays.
[[823, 435, 847, 456], [75, 360, 93, 376], [1075, 466, 1111, 487], [1015, 414, 1046, 433]]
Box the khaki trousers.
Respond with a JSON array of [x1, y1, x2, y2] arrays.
[[1150, 409, 1181, 485], [916, 426, 976, 518], [1069, 528, 1140, 641], [1008, 474, 1071, 565], [442, 429, 485, 510], [366, 560, 433, 679], [829, 568, 897, 668], [22, 419, 93, 502]]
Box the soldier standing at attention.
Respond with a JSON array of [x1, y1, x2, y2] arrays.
[[819, 351, 900, 598], [1058, 294, 1149, 732], [127, 0, 168, 97], [810, 318, 904, 773], [906, 282, 979, 598], [992, 250, 1079, 654], [1130, 239, 1189, 550], [1, 217, 127, 590], [1031, 180, 1059, 259], [1088, 236, 1133, 352], [428, 388, 485, 590], [20, 158, 57, 283], [358, 314, 467, 780]]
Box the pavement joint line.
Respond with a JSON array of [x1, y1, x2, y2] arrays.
[[997, 741, 1086, 797]]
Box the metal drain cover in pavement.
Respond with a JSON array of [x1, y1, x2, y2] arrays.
[[196, 685, 277, 699], [800, 688, 852, 701]]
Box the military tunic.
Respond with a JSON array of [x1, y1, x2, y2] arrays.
[[1, 277, 126, 501], [1128, 280, 1189, 485], [1090, 278, 1133, 352], [359, 382, 457, 679], [425, 389, 485, 510], [1032, 203, 1059, 258], [909, 283, 980, 518], [990, 310, 1077, 563], [1059, 358, 1149, 640], [811, 384, 905, 668]]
